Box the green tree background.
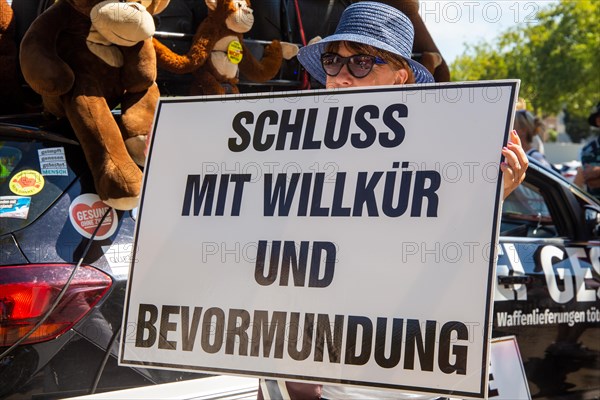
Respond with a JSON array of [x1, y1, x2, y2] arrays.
[[451, 0, 600, 142]]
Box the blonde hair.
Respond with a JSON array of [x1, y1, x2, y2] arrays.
[[324, 41, 416, 84], [514, 110, 544, 144]]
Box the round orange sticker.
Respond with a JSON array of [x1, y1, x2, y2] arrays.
[[227, 40, 243, 64], [9, 170, 45, 196]]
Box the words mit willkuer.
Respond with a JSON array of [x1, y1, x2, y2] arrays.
[[181, 104, 441, 218]]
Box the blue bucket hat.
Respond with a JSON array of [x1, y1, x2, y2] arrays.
[[297, 2, 434, 85]]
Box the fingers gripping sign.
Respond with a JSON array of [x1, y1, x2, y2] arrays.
[[501, 130, 529, 199]]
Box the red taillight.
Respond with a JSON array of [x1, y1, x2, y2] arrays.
[[0, 264, 112, 346]]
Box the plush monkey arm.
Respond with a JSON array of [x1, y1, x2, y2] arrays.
[[0, 0, 13, 32], [239, 40, 283, 82], [280, 42, 299, 60], [19, 1, 75, 96], [153, 34, 213, 74], [0, 0, 17, 80], [121, 39, 157, 93]]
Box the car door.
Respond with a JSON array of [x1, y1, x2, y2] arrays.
[[495, 160, 600, 399]]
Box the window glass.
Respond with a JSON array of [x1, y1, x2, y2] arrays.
[[501, 182, 557, 238], [574, 189, 600, 240], [0, 139, 78, 234], [0, 146, 22, 182]]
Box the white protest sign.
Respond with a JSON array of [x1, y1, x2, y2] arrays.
[[120, 81, 519, 399], [488, 336, 531, 399]]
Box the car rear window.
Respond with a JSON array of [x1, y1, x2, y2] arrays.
[[0, 137, 81, 234]]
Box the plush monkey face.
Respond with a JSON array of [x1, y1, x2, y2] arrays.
[[90, 0, 156, 46], [70, 0, 168, 16], [226, 0, 254, 33], [206, 0, 254, 33]]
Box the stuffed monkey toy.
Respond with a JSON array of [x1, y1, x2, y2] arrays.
[[153, 0, 299, 95], [19, 0, 169, 210]]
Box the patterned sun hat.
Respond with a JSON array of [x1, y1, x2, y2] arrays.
[[297, 1, 435, 85]]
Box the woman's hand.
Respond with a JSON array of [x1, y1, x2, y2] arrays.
[[501, 130, 529, 200]]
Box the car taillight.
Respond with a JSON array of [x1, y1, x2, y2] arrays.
[[0, 264, 112, 346]]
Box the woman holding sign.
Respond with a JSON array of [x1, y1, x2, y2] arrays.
[[296, 1, 527, 201], [257, 2, 528, 399]]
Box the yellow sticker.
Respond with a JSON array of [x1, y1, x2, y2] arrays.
[[227, 40, 243, 64], [9, 170, 45, 196]]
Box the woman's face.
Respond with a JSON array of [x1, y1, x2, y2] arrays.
[[325, 43, 408, 89]]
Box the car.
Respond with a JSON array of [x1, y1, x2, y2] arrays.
[[0, 114, 213, 399], [554, 159, 582, 183], [494, 159, 600, 398]]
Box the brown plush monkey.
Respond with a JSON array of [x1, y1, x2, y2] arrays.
[[20, 0, 169, 210], [153, 0, 298, 95]]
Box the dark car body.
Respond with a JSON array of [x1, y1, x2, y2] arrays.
[[494, 161, 600, 398]]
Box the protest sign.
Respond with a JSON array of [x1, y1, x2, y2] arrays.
[[120, 81, 519, 398], [488, 336, 531, 399]]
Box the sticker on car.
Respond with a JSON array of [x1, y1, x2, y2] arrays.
[[0, 195, 31, 219], [9, 169, 44, 196], [38, 147, 68, 176], [69, 193, 118, 240]]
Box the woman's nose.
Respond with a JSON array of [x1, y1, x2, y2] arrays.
[[332, 65, 355, 86]]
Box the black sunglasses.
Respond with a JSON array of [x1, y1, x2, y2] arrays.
[[320, 52, 387, 79]]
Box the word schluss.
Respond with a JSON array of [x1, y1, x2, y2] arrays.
[[228, 104, 408, 152]]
